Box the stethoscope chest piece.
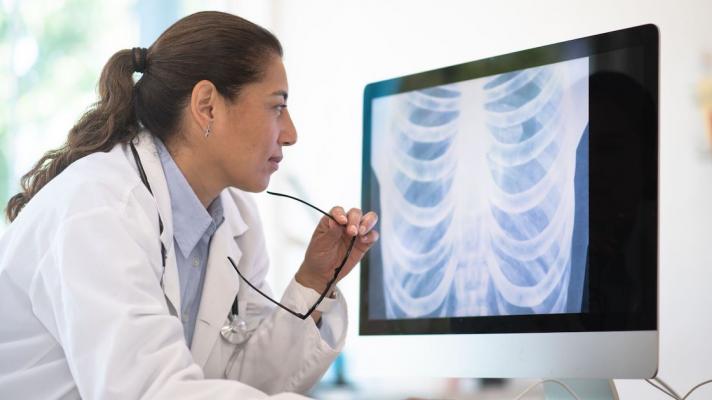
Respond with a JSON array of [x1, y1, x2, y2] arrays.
[[220, 313, 250, 345]]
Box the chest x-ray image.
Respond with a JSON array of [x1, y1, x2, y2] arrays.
[[369, 57, 590, 319]]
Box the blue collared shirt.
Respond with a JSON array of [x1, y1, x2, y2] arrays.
[[154, 138, 225, 347]]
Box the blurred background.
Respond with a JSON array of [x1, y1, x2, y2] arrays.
[[2, 0, 712, 398]]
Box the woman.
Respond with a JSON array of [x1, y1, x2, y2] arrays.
[[0, 11, 378, 399]]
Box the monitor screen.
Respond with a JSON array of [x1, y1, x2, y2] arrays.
[[361, 24, 658, 337]]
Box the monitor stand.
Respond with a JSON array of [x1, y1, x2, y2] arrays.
[[543, 379, 618, 400]]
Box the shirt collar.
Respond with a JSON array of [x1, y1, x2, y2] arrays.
[[153, 137, 225, 258]]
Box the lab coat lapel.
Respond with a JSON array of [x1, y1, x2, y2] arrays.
[[131, 132, 181, 316], [191, 190, 248, 368]]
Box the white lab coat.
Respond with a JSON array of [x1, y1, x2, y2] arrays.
[[0, 132, 347, 399]]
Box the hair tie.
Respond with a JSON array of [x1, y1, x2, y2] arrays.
[[131, 47, 148, 73]]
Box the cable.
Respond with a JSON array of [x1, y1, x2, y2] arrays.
[[646, 379, 680, 399], [502, 377, 712, 400], [513, 379, 581, 400], [680, 379, 712, 400], [654, 377, 682, 399], [644, 377, 712, 400]]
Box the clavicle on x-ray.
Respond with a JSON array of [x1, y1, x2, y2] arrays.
[[370, 57, 590, 319]]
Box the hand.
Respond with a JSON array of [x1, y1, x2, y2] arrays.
[[295, 206, 379, 293]]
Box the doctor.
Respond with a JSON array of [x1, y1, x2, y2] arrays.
[[0, 11, 378, 400]]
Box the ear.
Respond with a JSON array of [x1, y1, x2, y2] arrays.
[[189, 80, 218, 134]]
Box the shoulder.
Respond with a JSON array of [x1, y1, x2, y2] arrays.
[[3, 144, 160, 276], [16, 144, 150, 227]]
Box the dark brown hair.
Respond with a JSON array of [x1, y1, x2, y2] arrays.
[[5, 11, 282, 222]]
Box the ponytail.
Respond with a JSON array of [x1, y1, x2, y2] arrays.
[[5, 11, 283, 222], [5, 49, 140, 222]]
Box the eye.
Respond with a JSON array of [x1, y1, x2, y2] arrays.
[[274, 104, 287, 116]]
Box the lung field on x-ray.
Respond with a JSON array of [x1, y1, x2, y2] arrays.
[[371, 57, 589, 319]]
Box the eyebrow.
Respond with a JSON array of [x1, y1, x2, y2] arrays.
[[271, 90, 288, 101]]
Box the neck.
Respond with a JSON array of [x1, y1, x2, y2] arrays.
[[166, 140, 223, 208]]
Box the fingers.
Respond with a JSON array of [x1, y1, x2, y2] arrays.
[[346, 208, 362, 236], [320, 214, 342, 235], [329, 206, 348, 226], [328, 206, 379, 239], [358, 211, 379, 236], [359, 229, 379, 244]]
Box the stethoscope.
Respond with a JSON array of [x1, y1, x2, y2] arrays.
[[130, 142, 251, 346], [220, 263, 251, 345]]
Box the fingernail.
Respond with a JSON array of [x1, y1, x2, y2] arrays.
[[361, 235, 369, 242], [350, 225, 358, 235]]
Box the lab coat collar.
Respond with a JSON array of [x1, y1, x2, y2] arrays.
[[190, 190, 248, 367], [223, 190, 249, 238], [153, 136, 224, 259], [129, 131, 181, 315]]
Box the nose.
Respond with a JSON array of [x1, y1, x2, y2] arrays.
[[279, 109, 297, 146]]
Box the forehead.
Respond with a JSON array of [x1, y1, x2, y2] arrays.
[[257, 56, 288, 90], [232, 56, 287, 104]]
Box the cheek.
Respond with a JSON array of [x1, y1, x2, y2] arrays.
[[255, 121, 281, 152], [221, 114, 279, 163]]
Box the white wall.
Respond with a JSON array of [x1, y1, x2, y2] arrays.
[[239, 0, 712, 398]]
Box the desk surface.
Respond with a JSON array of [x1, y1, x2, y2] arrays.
[[311, 378, 544, 400]]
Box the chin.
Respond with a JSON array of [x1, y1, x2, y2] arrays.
[[230, 171, 271, 193], [242, 178, 270, 193]]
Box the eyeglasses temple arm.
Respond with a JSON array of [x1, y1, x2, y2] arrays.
[[227, 236, 356, 321], [228, 256, 307, 320], [266, 191, 338, 223]]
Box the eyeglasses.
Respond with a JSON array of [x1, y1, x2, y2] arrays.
[[227, 190, 357, 320]]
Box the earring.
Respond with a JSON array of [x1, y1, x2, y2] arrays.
[[204, 120, 213, 138]]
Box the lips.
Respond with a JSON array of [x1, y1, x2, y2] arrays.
[[269, 155, 282, 171]]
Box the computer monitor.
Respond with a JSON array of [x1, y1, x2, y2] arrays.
[[359, 24, 658, 384]]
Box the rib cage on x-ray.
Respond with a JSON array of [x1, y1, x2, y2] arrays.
[[381, 63, 582, 318]]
